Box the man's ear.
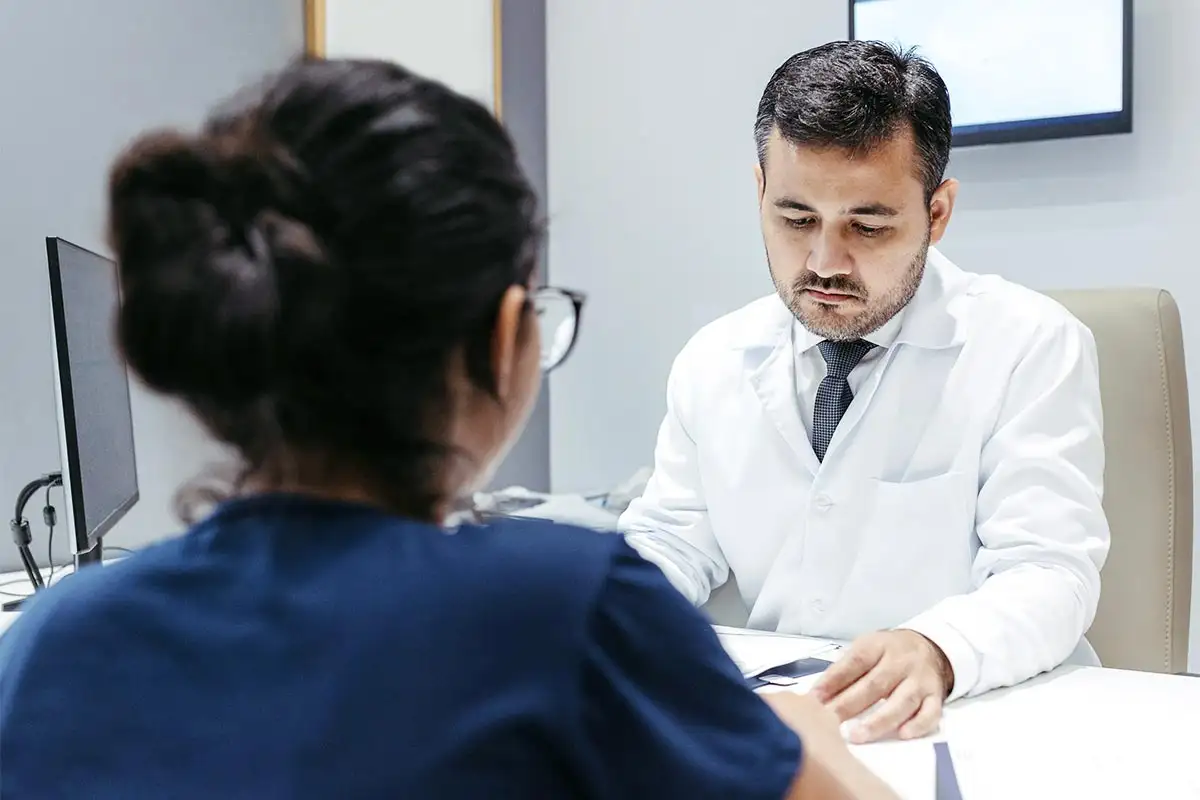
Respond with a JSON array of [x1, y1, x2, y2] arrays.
[[928, 178, 959, 244], [491, 284, 528, 401], [754, 161, 766, 204]]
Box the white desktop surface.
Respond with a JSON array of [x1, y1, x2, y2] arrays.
[[1, 574, 1196, 797], [935, 665, 1198, 798], [729, 629, 1200, 798]]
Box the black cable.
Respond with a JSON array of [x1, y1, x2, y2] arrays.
[[44, 485, 56, 585], [15, 544, 42, 590], [8, 472, 62, 595], [2, 499, 134, 604]]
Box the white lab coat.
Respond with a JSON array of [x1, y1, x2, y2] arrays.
[[621, 249, 1110, 700]]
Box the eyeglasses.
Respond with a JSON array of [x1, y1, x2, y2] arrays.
[[532, 287, 585, 372]]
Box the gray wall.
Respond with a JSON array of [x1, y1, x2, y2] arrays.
[[0, 1, 304, 573], [489, 0, 551, 492], [546, 0, 848, 495], [547, 0, 1199, 670]]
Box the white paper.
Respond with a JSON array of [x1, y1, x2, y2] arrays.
[[510, 495, 621, 531], [713, 626, 841, 677], [849, 740, 937, 800]]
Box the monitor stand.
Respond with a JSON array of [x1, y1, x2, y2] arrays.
[[76, 540, 103, 568]]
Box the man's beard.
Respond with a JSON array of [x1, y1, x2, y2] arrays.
[[773, 235, 930, 341]]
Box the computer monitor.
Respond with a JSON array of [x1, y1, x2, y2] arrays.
[[849, 0, 1133, 148], [46, 237, 139, 566]]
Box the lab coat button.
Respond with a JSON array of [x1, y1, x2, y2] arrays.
[[813, 493, 833, 511], [811, 599, 826, 614]]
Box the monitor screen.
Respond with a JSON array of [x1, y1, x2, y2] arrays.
[[850, 0, 1132, 147], [46, 238, 139, 552]]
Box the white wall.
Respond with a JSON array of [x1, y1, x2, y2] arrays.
[[324, 0, 495, 110], [0, 1, 304, 572], [547, 0, 1200, 669]]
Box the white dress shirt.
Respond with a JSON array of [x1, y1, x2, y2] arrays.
[[620, 249, 1110, 700]]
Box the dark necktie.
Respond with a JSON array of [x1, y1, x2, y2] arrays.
[[812, 339, 875, 462]]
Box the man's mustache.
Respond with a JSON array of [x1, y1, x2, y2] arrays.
[[793, 272, 866, 298]]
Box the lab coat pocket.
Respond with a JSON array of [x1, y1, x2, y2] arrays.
[[847, 471, 977, 629]]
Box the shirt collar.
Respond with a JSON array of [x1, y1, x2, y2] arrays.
[[793, 304, 908, 355]]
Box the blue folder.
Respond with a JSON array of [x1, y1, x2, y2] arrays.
[[745, 657, 832, 689], [934, 742, 964, 800]]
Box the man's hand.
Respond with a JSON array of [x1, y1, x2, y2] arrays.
[[811, 630, 953, 744]]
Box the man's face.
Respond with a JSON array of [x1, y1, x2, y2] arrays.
[[755, 128, 956, 341]]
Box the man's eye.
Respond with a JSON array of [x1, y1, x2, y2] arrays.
[[853, 223, 885, 237], [784, 217, 814, 230]]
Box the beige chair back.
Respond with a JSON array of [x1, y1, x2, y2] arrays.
[[1047, 289, 1193, 673]]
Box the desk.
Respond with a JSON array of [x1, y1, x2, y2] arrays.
[[730, 627, 1200, 798], [936, 666, 1199, 797], [1, 569, 36, 633], [0, 565, 83, 636]]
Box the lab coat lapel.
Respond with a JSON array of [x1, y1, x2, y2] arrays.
[[749, 325, 822, 476], [820, 345, 899, 463], [817, 248, 967, 464]]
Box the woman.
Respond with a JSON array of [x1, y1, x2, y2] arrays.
[[0, 59, 894, 798]]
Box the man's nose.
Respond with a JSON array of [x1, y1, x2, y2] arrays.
[[808, 235, 853, 278]]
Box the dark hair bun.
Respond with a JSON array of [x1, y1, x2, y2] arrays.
[[105, 59, 541, 517], [108, 128, 323, 406]]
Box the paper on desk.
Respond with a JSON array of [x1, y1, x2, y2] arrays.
[[849, 739, 937, 800], [713, 626, 840, 677], [510, 495, 620, 531]]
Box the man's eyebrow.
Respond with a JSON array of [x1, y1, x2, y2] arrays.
[[773, 198, 816, 213], [845, 202, 899, 217], [772, 198, 900, 217]]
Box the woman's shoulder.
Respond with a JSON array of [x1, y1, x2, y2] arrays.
[[0, 538, 188, 676], [439, 518, 696, 644], [463, 516, 622, 559], [443, 517, 632, 604]]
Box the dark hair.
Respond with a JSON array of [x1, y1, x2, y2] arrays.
[[107, 58, 540, 519], [754, 40, 952, 202]]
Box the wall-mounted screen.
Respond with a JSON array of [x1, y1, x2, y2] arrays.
[[850, 0, 1133, 147]]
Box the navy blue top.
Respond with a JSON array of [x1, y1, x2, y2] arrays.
[[0, 494, 800, 798]]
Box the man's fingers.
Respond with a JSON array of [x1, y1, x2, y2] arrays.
[[825, 660, 904, 722], [848, 679, 924, 744], [897, 694, 943, 741], [812, 639, 883, 702]]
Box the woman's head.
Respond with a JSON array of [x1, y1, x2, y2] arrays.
[[107, 58, 565, 521]]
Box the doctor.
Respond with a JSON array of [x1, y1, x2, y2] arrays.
[[621, 41, 1110, 743]]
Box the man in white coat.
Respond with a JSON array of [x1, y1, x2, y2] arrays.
[[620, 41, 1110, 744]]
